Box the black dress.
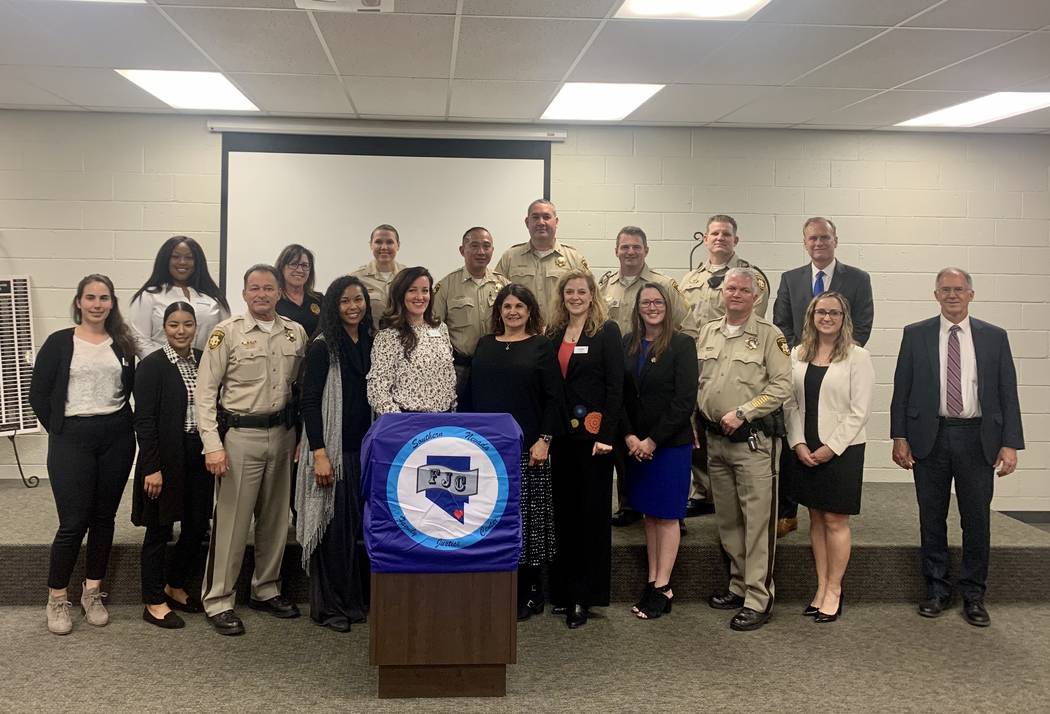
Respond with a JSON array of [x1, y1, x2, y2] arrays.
[[792, 364, 865, 515], [277, 293, 322, 338]]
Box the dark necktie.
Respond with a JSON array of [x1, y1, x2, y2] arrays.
[[946, 325, 963, 417], [813, 270, 825, 296]]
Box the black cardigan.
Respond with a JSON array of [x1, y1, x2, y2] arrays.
[[620, 331, 699, 448], [29, 327, 135, 435], [131, 348, 203, 527], [549, 320, 624, 445]]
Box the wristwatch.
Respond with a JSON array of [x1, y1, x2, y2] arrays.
[[734, 408, 746, 421], [540, 434, 553, 443]]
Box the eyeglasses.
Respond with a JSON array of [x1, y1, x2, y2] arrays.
[[287, 262, 311, 272], [814, 309, 843, 318], [639, 299, 665, 309], [936, 286, 970, 295]]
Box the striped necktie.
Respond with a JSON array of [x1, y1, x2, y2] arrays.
[[813, 270, 825, 296], [946, 325, 963, 417]]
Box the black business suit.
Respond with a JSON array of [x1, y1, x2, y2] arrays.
[[548, 320, 624, 608], [890, 316, 1024, 601], [773, 261, 874, 348], [131, 348, 212, 606]]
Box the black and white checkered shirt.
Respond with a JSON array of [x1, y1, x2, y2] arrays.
[[163, 344, 198, 433]]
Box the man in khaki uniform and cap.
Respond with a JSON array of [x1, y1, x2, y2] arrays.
[[197, 264, 307, 636], [495, 198, 589, 313], [433, 226, 508, 403], [600, 225, 698, 527], [696, 267, 790, 631], [681, 214, 770, 519], [351, 224, 406, 330]]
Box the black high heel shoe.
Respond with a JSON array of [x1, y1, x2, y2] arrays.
[[517, 596, 545, 621], [815, 595, 843, 623], [803, 605, 820, 617], [631, 582, 655, 614], [636, 584, 673, 620]]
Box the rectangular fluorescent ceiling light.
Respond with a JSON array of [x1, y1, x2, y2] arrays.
[[62, 0, 148, 3], [116, 70, 258, 111], [896, 92, 1050, 128], [616, 0, 772, 20], [542, 83, 664, 121]]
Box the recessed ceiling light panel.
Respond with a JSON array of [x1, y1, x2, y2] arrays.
[[615, 0, 772, 20], [541, 83, 664, 121], [895, 92, 1050, 128], [116, 70, 259, 111], [59, 0, 148, 4]]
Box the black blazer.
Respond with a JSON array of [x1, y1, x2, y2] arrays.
[[620, 331, 698, 448], [890, 316, 1024, 465], [131, 348, 203, 527], [773, 261, 874, 347], [29, 327, 135, 435], [549, 320, 624, 444]]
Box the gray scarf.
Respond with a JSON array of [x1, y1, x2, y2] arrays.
[[295, 335, 344, 568]]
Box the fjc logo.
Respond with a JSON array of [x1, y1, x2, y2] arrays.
[[386, 427, 508, 551]]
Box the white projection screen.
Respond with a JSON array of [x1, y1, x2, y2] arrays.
[[221, 133, 550, 314]]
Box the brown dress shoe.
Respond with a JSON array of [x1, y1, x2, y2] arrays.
[[776, 517, 798, 538]]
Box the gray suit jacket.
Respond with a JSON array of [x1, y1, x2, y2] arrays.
[[773, 261, 874, 347]]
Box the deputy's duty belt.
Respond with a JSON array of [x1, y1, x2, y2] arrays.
[[223, 410, 283, 429], [698, 413, 752, 444]]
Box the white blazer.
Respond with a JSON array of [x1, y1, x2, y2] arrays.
[[785, 344, 875, 455]]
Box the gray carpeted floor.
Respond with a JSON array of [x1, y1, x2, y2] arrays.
[[3, 601, 1049, 713]]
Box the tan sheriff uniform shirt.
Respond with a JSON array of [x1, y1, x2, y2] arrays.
[[351, 260, 406, 330], [494, 239, 589, 313], [696, 312, 791, 424], [599, 264, 699, 339], [681, 253, 770, 330], [196, 313, 307, 453], [432, 267, 508, 356]]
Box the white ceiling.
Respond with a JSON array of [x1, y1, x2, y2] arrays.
[[1, 0, 1049, 132]]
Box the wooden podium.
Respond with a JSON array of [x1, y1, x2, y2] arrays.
[[370, 570, 517, 698]]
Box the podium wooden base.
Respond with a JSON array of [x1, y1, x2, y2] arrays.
[[370, 570, 516, 699]]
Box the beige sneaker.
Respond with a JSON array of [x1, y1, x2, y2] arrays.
[[80, 585, 109, 627], [46, 595, 73, 635]]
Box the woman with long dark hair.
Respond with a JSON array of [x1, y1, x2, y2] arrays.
[[128, 236, 230, 358], [545, 269, 624, 629], [470, 283, 562, 620], [132, 302, 211, 629], [30, 274, 137, 635], [620, 283, 698, 620], [366, 266, 456, 414], [296, 276, 374, 632], [275, 244, 323, 337]]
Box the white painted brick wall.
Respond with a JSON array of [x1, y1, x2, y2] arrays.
[[0, 112, 1047, 509]]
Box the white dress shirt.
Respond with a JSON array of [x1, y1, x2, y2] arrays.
[[938, 315, 980, 418], [811, 259, 837, 293], [128, 285, 229, 359]]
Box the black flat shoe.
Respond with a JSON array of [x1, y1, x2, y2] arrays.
[[165, 593, 203, 614], [803, 605, 820, 617], [636, 585, 673, 620], [918, 595, 951, 618], [685, 499, 715, 518], [517, 598, 545, 621], [815, 596, 843, 623], [249, 595, 301, 619], [208, 610, 245, 636], [962, 599, 990, 627], [566, 604, 588, 629], [708, 591, 746, 610], [320, 616, 351, 632], [551, 605, 569, 616], [730, 607, 771, 631], [143, 607, 185, 629]]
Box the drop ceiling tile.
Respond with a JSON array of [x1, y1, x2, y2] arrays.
[[450, 79, 558, 120], [627, 84, 772, 123], [232, 74, 353, 114], [906, 0, 1050, 30], [345, 76, 448, 117], [803, 90, 985, 126], [693, 25, 881, 86], [463, 0, 618, 18], [569, 19, 741, 83], [455, 17, 599, 81], [720, 87, 879, 124], [753, 0, 937, 26], [316, 13, 454, 78], [164, 8, 334, 74], [0, 1, 212, 70], [157, 0, 298, 8], [1017, 74, 1050, 91], [0, 68, 74, 106], [903, 33, 1050, 90], [396, 0, 458, 12], [18, 67, 168, 109], [795, 28, 1022, 89]]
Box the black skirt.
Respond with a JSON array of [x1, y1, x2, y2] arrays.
[[789, 443, 865, 516]]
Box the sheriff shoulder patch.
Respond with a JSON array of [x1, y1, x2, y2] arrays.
[[777, 335, 789, 356], [207, 329, 224, 350]]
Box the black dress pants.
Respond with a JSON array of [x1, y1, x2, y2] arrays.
[[46, 410, 136, 590], [549, 439, 613, 608], [913, 420, 994, 601], [140, 433, 213, 605]]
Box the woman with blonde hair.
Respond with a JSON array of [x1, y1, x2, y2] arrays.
[[784, 291, 874, 623], [545, 269, 624, 629]]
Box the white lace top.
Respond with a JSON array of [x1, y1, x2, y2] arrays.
[[65, 336, 124, 417]]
